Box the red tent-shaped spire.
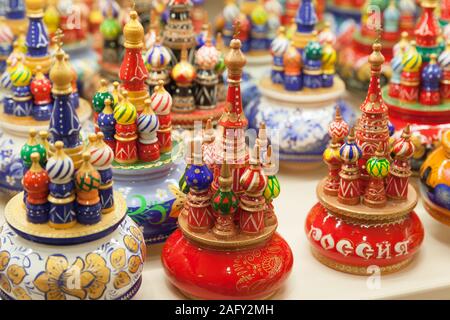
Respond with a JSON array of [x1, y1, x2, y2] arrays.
[[219, 22, 248, 129], [414, 0, 440, 48]]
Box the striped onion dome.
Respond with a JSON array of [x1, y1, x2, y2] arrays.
[[392, 125, 415, 159], [321, 40, 336, 73], [90, 133, 114, 170], [339, 130, 362, 164], [146, 42, 171, 69], [137, 99, 159, 137], [263, 174, 280, 201], [46, 141, 75, 184], [101, 0, 120, 18], [196, 40, 220, 70], [223, 1, 240, 23], [113, 91, 137, 125], [270, 27, 289, 57], [9, 59, 32, 87], [401, 41, 422, 73], [0, 18, 13, 44], [240, 164, 268, 196], [366, 145, 390, 178], [251, 3, 268, 25], [150, 83, 172, 116], [393, 32, 410, 56], [0, 68, 12, 91], [438, 42, 450, 70]]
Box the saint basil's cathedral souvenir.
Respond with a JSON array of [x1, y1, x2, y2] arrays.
[[245, 1, 355, 168], [0, 0, 91, 195], [162, 34, 293, 300], [420, 129, 450, 226], [305, 42, 424, 274], [0, 42, 145, 300], [92, 10, 185, 244], [382, 0, 449, 172], [336, 0, 417, 93]]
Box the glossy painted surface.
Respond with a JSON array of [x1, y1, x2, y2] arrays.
[[305, 202, 424, 269], [162, 230, 293, 300]]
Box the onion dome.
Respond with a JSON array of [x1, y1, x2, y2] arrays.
[[323, 137, 342, 166], [7, 42, 26, 68], [366, 144, 390, 178], [360, 43, 388, 114], [46, 141, 74, 184], [401, 41, 423, 72], [263, 146, 280, 201], [270, 26, 289, 57], [414, 0, 440, 48], [0, 17, 14, 45], [30, 65, 52, 103], [9, 58, 32, 87], [75, 153, 101, 192], [283, 45, 301, 74], [250, 3, 268, 26], [383, 0, 400, 32], [305, 35, 323, 60], [90, 132, 114, 170], [100, 15, 121, 40], [185, 141, 213, 191], [393, 32, 410, 56], [318, 21, 336, 45], [150, 81, 172, 115], [295, 0, 317, 33], [114, 91, 137, 125], [321, 39, 336, 74], [240, 148, 268, 196], [92, 79, 114, 113], [49, 49, 72, 95], [123, 11, 144, 49], [137, 98, 159, 140], [392, 125, 415, 159], [146, 39, 171, 70], [21, 129, 47, 168], [196, 38, 220, 70], [43, 0, 60, 34], [438, 41, 450, 70], [421, 53, 442, 84], [0, 64, 12, 91], [212, 162, 239, 216], [171, 47, 196, 85], [223, 0, 240, 23], [98, 98, 116, 133], [328, 107, 349, 142], [339, 128, 362, 164], [101, 0, 120, 18], [23, 153, 49, 196]]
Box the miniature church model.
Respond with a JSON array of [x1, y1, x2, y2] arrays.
[[305, 42, 424, 275]]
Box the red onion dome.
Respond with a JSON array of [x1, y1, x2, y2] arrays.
[[23, 152, 50, 203], [240, 147, 268, 196], [30, 65, 52, 104], [283, 45, 302, 74], [328, 107, 349, 141], [90, 132, 115, 170], [392, 125, 415, 159], [171, 47, 196, 85], [150, 81, 172, 115]]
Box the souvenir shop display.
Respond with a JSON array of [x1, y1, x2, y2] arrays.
[[336, 0, 417, 93], [93, 10, 185, 244], [382, 0, 449, 172], [245, 2, 354, 168], [43, 0, 100, 98], [0, 0, 91, 195], [0, 42, 145, 300], [162, 33, 293, 300], [420, 129, 450, 226], [305, 42, 424, 275]]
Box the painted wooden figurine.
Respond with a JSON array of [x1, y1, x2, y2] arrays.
[[24, 152, 50, 223]]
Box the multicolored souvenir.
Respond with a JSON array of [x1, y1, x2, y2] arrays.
[[162, 34, 293, 299], [245, 3, 355, 168], [94, 10, 185, 244], [0, 42, 145, 300], [305, 42, 424, 275], [382, 0, 449, 172]]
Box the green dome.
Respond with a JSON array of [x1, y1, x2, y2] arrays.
[[305, 40, 323, 60], [100, 18, 121, 40]]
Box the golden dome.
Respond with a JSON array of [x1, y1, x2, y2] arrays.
[[123, 11, 144, 49], [26, 0, 45, 17], [368, 42, 385, 70], [50, 50, 73, 95], [224, 39, 246, 79]]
